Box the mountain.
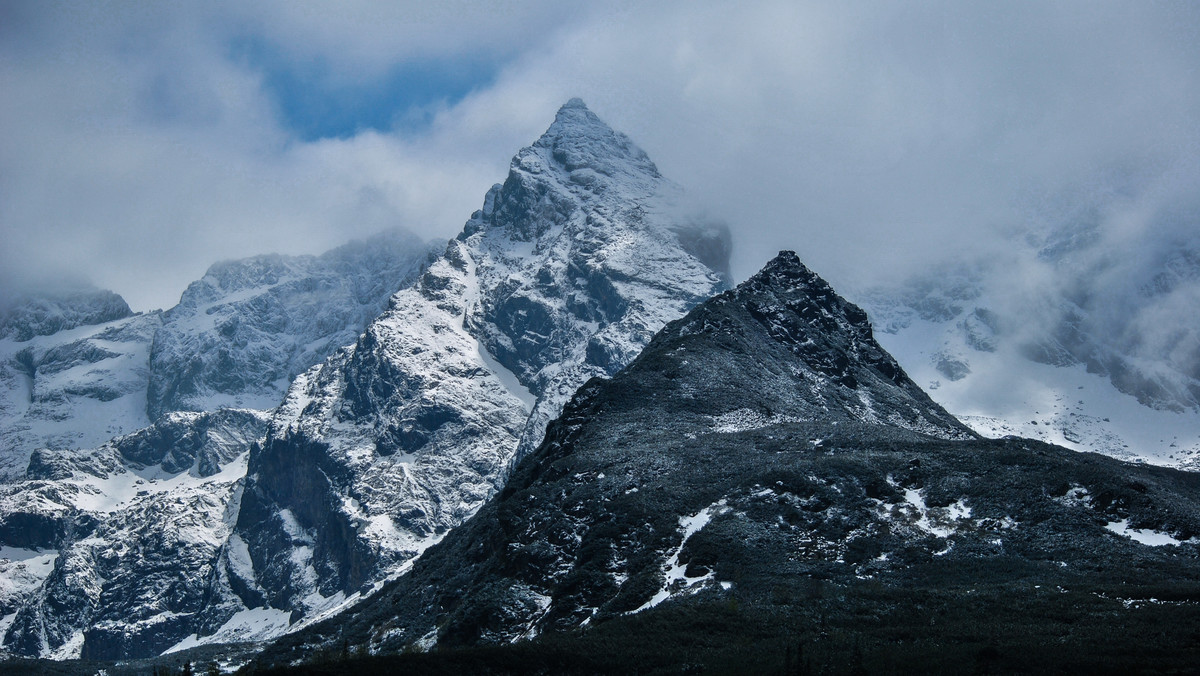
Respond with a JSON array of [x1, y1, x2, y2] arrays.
[[0, 286, 133, 343], [0, 305, 161, 482], [0, 230, 435, 659], [0, 229, 434, 481], [228, 98, 731, 634], [253, 252, 1200, 674], [858, 225, 1200, 467], [0, 99, 729, 662], [147, 229, 437, 420]]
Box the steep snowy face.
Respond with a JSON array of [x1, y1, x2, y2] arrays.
[[234, 99, 731, 620], [147, 229, 436, 419], [0, 312, 161, 481], [0, 409, 269, 659], [859, 240, 1200, 465], [460, 98, 731, 456]]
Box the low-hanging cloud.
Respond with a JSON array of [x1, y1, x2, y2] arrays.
[[1, 0, 1197, 319]]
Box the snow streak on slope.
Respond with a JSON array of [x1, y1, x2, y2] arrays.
[[630, 500, 729, 614]]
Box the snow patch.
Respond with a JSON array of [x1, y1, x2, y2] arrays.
[[165, 607, 294, 654], [630, 499, 728, 614], [710, 409, 802, 433], [1105, 520, 1194, 547], [47, 630, 85, 660], [225, 533, 255, 583], [879, 476, 972, 539]]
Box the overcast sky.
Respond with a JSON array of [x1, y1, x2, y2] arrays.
[[2, 1, 1198, 311]]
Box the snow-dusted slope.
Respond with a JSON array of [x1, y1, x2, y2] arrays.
[[860, 251, 1200, 466], [0, 311, 162, 481], [0, 230, 434, 483], [0, 409, 269, 659], [147, 229, 437, 419], [232, 99, 731, 627]]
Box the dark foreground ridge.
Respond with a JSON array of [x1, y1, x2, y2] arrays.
[[233, 253, 1200, 672]]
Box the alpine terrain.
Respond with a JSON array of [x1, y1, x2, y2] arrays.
[[230, 97, 731, 637], [0, 98, 731, 663], [0, 229, 436, 659], [4, 100, 1198, 675], [859, 224, 1200, 466], [252, 252, 1200, 674]]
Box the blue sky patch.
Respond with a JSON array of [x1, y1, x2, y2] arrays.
[[230, 36, 501, 140]]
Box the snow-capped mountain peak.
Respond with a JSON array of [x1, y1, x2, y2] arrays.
[[531, 98, 660, 178], [230, 100, 732, 638]]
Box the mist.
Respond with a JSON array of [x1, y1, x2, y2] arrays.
[[1, 0, 1197, 327]]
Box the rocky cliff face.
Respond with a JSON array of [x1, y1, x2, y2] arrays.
[[232, 99, 731, 623], [254, 252, 1200, 671]]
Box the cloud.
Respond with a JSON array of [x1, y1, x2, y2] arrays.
[[0, 1, 558, 309], [1, 0, 1198, 319]]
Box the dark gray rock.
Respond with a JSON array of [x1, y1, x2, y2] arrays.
[[252, 251, 1200, 666]]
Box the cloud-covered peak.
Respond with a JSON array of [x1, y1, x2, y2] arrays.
[[0, 285, 133, 342], [526, 98, 661, 181]]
